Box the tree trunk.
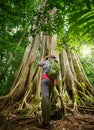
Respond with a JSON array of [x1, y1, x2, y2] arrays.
[[60, 49, 94, 107], [0, 34, 94, 118]]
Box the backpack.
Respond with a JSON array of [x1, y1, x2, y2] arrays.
[[47, 59, 60, 79]]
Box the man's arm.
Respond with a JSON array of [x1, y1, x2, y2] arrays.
[[38, 60, 46, 67]]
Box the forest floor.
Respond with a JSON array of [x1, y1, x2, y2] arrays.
[[7, 112, 94, 130]]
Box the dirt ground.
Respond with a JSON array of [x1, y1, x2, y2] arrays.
[[7, 113, 94, 130]]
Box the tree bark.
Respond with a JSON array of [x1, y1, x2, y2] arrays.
[[0, 35, 94, 118]]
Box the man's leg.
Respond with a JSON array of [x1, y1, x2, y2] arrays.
[[41, 79, 51, 125]]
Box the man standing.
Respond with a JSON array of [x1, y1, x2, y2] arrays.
[[38, 55, 58, 128]]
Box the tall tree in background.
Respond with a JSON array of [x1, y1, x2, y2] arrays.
[[0, 0, 94, 120]]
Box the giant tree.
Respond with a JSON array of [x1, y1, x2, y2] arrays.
[[0, 0, 94, 122]]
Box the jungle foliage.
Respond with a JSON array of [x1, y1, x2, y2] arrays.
[[0, 1, 94, 126], [0, 0, 94, 95]]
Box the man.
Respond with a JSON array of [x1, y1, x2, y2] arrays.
[[38, 55, 58, 128]]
